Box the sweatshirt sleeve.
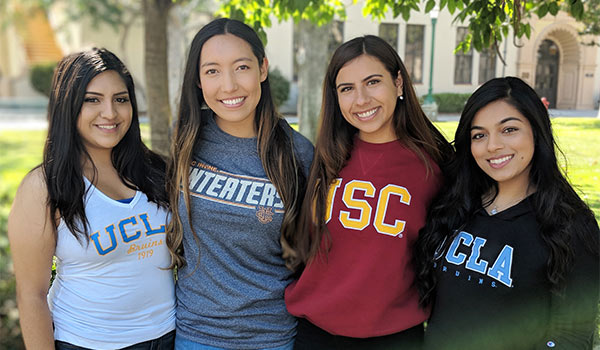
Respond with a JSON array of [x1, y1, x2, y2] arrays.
[[540, 221, 600, 349]]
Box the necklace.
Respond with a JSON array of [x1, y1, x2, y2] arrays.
[[487, 195, 528, 215]]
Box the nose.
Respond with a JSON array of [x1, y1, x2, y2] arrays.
[[355, 86, 371, 106], [487, 133, 504, 152], [100, 100, 117, 119], [222, 70, 238, 93]]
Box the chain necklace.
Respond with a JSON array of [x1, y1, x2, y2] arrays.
[[487, 195, 528, 215]]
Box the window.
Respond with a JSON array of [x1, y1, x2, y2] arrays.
[[405, 24, 424, 84], [454, 27, 473, 84], [479, 48, 497, 84], [379, 23, 399, 51]]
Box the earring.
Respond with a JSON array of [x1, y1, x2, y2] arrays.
[[398, 95, 404, 100]]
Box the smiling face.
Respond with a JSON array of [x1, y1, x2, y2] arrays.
[[198, 34, 268, 138], [470, 99, 535, 191], [77, 70, 132, 157], [335, 54, 402, 143]]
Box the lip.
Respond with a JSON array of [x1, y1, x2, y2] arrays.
[[94, 123, 119, 133], [220, 96, 246, 108], [487, 154, 514, 169], [353, 106, 380, 121]]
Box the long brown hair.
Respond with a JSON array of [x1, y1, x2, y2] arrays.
[[284, 35, 453, 271], [167, 18, 307, 268]]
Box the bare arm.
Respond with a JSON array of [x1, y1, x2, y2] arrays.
[[8, 168, 56, 350]]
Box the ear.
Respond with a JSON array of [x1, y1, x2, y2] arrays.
[[197, 81, 202, 89], [395, 70, 403, 97], [260, 57, 269, 83]]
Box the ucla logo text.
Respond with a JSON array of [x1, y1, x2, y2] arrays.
[[444, 231, 514, 287], [91, 213, 165, 256]]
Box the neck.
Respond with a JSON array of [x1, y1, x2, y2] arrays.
[[485, 179, 534, 215], [82, 149, 114, 178]]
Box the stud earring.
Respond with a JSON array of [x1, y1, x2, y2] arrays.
[[398, 95, 404, 100]]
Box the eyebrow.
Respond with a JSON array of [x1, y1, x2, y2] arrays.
[[470, 116, 524, 131], [85, 91, 128, 96], [200, 57, 254, 68], [336, 74, 383, 89]]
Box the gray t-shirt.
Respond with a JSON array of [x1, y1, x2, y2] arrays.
[[175, 114, 313, 349]]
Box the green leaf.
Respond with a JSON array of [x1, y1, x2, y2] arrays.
[[548, 2, 559, 16], [570, 0, 584, 19], [448, 0, 456, 14], [537, 4, 548, 18]]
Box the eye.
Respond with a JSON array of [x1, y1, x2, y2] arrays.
[[503, 127, 518, 134], [366, 79, 381, 86], [338, 86, 352, 93], [83, 97, 99, 103], [471, 133, 485, 140], [205, 68, 218, 75], [236, 64, 250, 71], [115, 96, 130, 103]]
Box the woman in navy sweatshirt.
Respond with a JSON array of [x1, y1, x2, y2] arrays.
[[415, 77, 599, 349]]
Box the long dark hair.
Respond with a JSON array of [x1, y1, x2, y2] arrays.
[[43, 48, 168, 240], [414, 76, 599, 307], [167, 18, 307, 268], [284, 35, 454, 271]]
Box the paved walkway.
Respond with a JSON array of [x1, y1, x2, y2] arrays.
[[1, 108, 598, 130]]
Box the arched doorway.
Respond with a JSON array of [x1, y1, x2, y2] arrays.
[[535, 39, 560, 108]]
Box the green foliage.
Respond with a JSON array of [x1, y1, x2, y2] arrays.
[[434, 93, 472, 113], [29, 62, 57, 97], [218, 0, 346, 43], [268, 68, 290, 108]]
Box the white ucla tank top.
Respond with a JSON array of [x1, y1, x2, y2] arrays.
[[48, 178, 175, 349]]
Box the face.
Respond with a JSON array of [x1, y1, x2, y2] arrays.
[[470, 100, 535, 191], [335, 54, 402, 143], [199, 34, 268, 138], [77, 70, 132, 156]]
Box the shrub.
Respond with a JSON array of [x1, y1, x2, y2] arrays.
[[269, 68, 290, 108], [29, 62, 57, 97], [432, 93, 471, 113]]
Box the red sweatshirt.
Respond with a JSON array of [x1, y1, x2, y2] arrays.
[[285, 138, 442, 337]]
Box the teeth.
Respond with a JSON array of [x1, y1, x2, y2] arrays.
[[489, 155, 512, 164], [222, 97, 244, 105], [356, 108, 378, 118], [98, 124, 117, 130]]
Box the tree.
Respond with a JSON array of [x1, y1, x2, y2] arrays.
[[219, 0, 591, 140]]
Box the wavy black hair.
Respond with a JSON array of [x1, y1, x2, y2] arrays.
[[414, 77, 599, 307], [43, 48, 168, 240]]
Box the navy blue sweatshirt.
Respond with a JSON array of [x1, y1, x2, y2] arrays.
[[424, 195, 599, 350]]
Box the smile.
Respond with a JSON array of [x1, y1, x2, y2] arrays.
[[96, 124, 117, 130], [355, 107, 379, 120], [221, 97, 245, 106], [488, 155, 513, 167]]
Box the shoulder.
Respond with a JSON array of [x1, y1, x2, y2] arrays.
[[16, 167, 48, 203], [8, 166, 55, 242], [277, 118, 314, 164]]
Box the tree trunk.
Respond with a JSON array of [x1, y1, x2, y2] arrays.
[[296, 20, 331, 143], [143, 0, 172, 156]]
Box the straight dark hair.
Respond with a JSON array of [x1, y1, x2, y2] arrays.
[[284, 35, 454, 271], [414, 77, 599, 307], [43, 48, 168, 240], [167, 18, 307, 268]]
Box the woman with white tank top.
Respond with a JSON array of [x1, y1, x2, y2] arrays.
[[8, 48, 175, 350]]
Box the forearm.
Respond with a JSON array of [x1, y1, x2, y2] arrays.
[[17, 295, 54, 350]]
